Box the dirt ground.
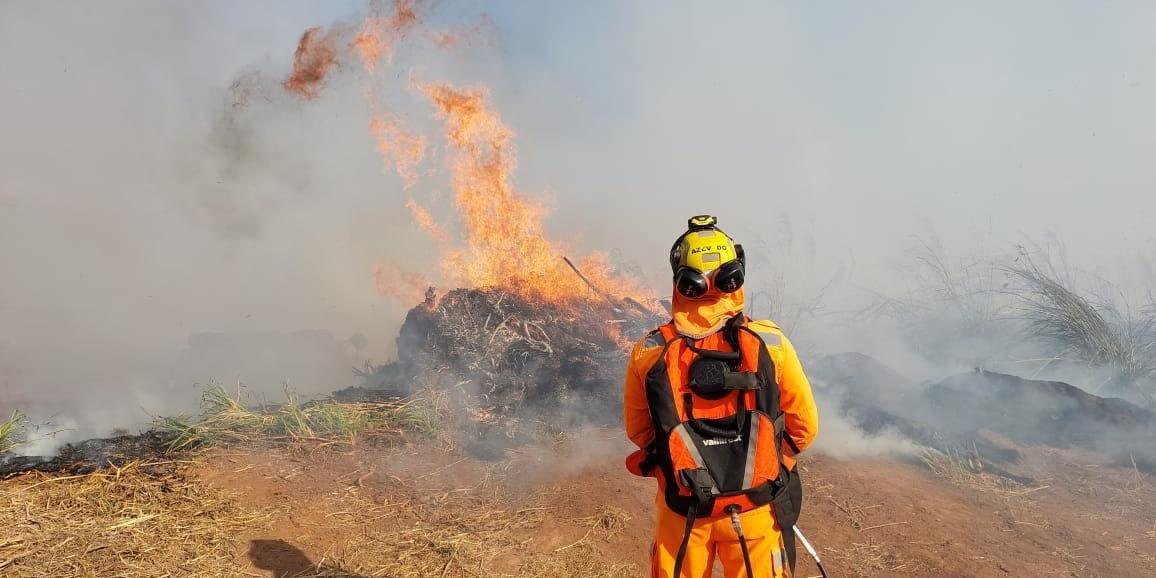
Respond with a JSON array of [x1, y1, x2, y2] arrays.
[[186, 429, 1156, 578]]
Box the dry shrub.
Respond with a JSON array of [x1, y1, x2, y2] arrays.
[[0, 460, 267, 577]]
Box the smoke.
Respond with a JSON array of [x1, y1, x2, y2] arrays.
[[3, 1, 1156, 458], [0, 2, 418, 446], [810, 411, 919, 459]]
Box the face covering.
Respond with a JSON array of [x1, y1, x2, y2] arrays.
[[671, 287, 745, 339]]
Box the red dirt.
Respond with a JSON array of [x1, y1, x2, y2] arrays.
[[192, 432, 1156, 577]]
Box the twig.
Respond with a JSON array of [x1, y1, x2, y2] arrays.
[[415, 458, 468, 481], [554, 527, 596, 552], [1012, 485, 1050, 496], [562, 256, 622, 312], [861, 522, 907, 532]]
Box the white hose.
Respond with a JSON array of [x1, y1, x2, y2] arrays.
[[792, 526, 829, 578]]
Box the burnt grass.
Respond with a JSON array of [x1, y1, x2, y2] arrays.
[[1, 431, 174, 476], [810, 352, 1156, 476]]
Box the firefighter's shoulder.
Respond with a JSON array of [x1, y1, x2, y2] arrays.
[[633, 328, 668, 360], [746, 318, 785, 348]]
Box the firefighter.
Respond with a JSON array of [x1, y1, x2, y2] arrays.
[[624, 215, 819, 578]]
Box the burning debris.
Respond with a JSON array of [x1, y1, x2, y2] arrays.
[[365, 286, 663, 436], [283, 27, 341, 99]]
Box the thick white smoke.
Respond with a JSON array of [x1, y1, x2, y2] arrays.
[[2, 1, 1155, 454]]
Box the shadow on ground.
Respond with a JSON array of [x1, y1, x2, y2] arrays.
[[248, 539, 368, 578]]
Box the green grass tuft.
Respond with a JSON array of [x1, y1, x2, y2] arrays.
[[157, 384, 439, 453], [0, 410, 26, 453]]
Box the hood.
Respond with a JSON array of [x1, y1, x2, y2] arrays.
[[671, 287, 745, 339]]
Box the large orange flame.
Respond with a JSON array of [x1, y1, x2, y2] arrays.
[[419, 84, 646, 304], [284, 1, 652, 309]]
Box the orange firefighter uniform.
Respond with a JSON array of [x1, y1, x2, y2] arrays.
[[624, 218, 819, 578]]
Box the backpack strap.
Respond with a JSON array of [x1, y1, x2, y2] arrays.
[[671, 501, 699, 578]]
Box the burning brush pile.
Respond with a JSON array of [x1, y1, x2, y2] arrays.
[[360, 284, 663, 445], [268, 1, 671, 442]]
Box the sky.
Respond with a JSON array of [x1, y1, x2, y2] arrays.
[[2, 0, 1155, 441]]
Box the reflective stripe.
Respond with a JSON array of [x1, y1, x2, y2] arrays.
[[673, 424, 707, 469], [755, 330, 782, 347], [742, 415, 760, 488], [644, 331, 667, 349]]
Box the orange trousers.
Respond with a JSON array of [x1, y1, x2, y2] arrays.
[[650, 497, 788, 578]]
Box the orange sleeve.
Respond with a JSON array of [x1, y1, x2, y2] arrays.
[[775, 333, 819, 456], [749, 320, 819, 458], [624, 337, 662, 449]]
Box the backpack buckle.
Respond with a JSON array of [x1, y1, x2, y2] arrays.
[[679, 468, 719, 505]]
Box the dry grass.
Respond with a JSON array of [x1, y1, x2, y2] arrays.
[[828, 541, 907, 577], [0, 410, 25, 453], [292, 480, 636, 578], [0, 460, 269, 577], [0, 444, 636, 578], [0, 380, 636, 578], [157, 385, 441, 452], [919, 447, 1028, 496], [1006, 252, 1156, 406]]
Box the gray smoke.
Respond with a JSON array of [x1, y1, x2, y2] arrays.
[[2, 1, 1156, 456]]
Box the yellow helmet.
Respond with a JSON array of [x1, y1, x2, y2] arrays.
[[669, 215, 746, 298]]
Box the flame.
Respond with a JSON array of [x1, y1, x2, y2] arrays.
[[405, 198, 449, 242], [419, 83, 648, 305], [278, 1, 654, 310], [391, 0, 419, 30], [421, 84, 563, 296], [354, 3, 427, 187], [368, 116, 425, 187], [352, 0, 420, 71], [429, 14, 496, 50], [352, 26, 387, 72], [284, 27, 340, 99], [374, 262, 433, 304]]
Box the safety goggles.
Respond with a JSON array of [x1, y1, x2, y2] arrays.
[[673, 253, 745, 299]]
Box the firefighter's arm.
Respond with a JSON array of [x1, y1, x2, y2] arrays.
[[623, 339, 658, 449], [749, 320, 819, 456], [775, 333, 819, 456]]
